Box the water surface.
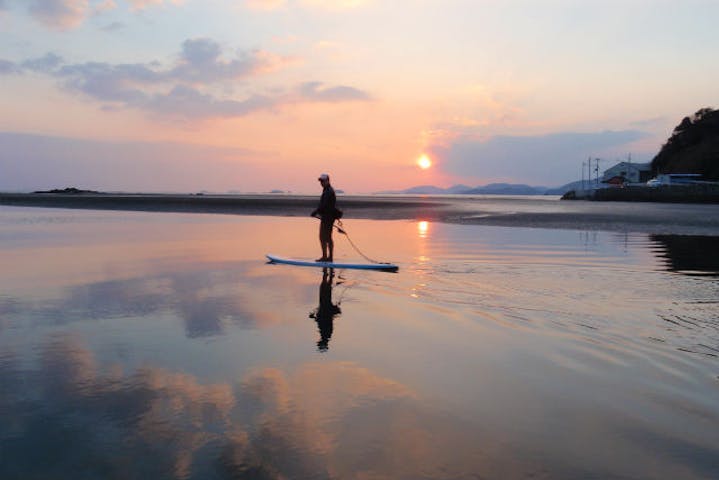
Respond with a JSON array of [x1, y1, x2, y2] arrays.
[[1, 207, 718, 479]]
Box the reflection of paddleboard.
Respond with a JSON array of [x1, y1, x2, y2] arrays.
[[266, 254, 398, 272]]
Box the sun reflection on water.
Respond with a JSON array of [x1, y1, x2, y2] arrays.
[[417, 220, 429, 238]]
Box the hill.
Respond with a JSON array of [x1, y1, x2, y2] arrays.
[[652, 107, 719, 180], [382, 183, 550, 195]]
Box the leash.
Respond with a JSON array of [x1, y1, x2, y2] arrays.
[[312, 215, 393, 265], [333, 220, 392, 265]]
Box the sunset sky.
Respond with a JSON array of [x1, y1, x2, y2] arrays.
[[1, 0, 717, 193]]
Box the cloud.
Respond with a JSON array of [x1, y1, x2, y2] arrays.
[[0, 59, 21, 74], [299, 0, 369, 10], [433, 130, 649, 185], [244, 0, 368, 11], [127, 0, 183, 11], [245, 0, 286, 10], [21, 52, 64, 72], [100, 20, 124, 31], [8, 0, 179, 30], [44, 38, 290, 117], [92, 0, 116, 14], [298, 81, 371, 102], [6, 38, 370, 119], [144, 85, 277, 117], [169, 38, 285, 83], [28, 0, 89, 30]]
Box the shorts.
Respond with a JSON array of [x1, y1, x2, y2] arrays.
[[319, 219, 333, 242]]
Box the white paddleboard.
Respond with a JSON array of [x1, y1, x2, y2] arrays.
[[266, 254, 398, 272]]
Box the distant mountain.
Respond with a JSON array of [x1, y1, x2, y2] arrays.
[[399, 185, 450, 194], [382, 183, 551, 195], [445, 184, 473, 193], [544, 180, 585, 195], [464, 183, 547, 195]]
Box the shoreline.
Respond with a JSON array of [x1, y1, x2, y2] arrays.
[[2, 192, 719, 235]]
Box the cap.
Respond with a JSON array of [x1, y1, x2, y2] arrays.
[[318, 173, 329, 181]]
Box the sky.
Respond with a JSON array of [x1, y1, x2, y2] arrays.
[[0, 0, 717, 193]]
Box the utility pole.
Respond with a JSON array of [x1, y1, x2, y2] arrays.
[[594, 158, 599, 186], [581, 160, 585, 190]]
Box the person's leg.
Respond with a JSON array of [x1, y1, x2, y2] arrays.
[[318, 222, 330, 261], [327, 230, 334, 262]]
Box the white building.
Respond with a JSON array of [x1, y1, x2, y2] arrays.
[[601, 162, 652, 185]]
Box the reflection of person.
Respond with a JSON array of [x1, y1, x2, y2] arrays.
[[309, 268, 342, 352], [310, 173, 336, 262]]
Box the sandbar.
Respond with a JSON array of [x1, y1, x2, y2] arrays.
[[1, 192, 719, 235]]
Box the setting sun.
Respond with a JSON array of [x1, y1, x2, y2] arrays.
[[417, 154, 432, 169]]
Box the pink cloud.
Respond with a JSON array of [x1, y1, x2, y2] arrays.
[[245, 0, 286, 10], [127, 0, 183, 11], [28, 0, 90, 30]]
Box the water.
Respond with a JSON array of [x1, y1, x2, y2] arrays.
[[0, 206, 718, 479]]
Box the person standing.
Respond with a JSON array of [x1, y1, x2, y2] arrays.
[[311, 173, 337, 262]]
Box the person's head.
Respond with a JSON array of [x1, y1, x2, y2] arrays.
[[318, 173, 330, 187]]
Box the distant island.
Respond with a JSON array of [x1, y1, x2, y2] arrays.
[[380, 183, 572, 196], [34, 187, 101, 194]]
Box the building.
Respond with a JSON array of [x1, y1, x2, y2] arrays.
[[601, 162, 653, 185]]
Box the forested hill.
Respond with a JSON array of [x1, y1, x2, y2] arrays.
[[652, 107, 719, 180]]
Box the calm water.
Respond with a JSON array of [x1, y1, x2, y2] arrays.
[[1, 206, 718, 479]]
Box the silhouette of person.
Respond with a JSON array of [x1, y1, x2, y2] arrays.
[[309, 268, 342, 352], [310, 173, 337, 262]]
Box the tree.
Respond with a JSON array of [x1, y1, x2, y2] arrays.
[[651, 107, 719, 180]]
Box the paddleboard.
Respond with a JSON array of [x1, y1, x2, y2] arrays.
[[266, 254, 398, 272]]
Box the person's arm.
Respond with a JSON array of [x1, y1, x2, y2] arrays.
[[311, 191, 326, 217]]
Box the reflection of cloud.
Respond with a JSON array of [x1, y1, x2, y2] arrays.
[[230, 363, 500, 480], [3, 334, 235, 479], [3, 261, 314, 338], [59, 268, 266, 337], [7, 334, 714, 479], [3, 335, 470, 479]]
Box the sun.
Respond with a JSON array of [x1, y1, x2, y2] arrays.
[[417, 154, 432, 170]]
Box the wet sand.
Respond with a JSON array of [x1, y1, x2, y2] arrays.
[[2, 192, 719, 235]]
